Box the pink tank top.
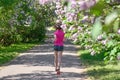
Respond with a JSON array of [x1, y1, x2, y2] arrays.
[[54, 30, 64, 46]]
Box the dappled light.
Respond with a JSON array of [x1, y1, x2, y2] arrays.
[[0, 0, 120, 79], [6, 40, 82, 67], [0, 71, 88, 80], [0, 38, 87, 79]]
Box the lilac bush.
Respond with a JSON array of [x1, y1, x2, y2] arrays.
[[39, 0, 120, 61]]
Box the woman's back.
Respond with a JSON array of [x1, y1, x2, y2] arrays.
[[54, 30, 64, 46]]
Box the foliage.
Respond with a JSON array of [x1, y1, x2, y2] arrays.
[[0, 0, 19, 46], [0, 0, 56, 46], [45, 0, 120, 61], [0, 43, 37, 65], [79, 50, 120, 80], [0, 0, 120, 62], [38, 0, 120, 61]]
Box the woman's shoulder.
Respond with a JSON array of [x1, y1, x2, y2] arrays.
[[54, 29, 64, 33], [54, 30, 59, 34]]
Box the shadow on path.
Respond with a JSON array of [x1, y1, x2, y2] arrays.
[[6, 53, 81, 68], [1, 71, 87, 80], [0, 39, 88, 80], [7, 40, 82, 67]]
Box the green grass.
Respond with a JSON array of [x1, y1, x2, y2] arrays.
[[0, 43, 39, 65], [78, 50, 120, 80]]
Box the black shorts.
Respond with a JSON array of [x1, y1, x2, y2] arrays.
[[54, 45, 64, 51]]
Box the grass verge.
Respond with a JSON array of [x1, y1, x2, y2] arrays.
[[0, 43, 39, 65], [78, 50, 120, 80]]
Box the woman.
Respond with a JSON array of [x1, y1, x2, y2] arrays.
[[53, 23, 65, 75]]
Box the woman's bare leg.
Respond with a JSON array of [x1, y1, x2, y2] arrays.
[[54, 51, 58, 71], [58, 51, 63, 70]]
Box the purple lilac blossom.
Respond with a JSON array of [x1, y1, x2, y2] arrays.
[[69, 25, 74, 31], [118, 29, 120, 34], [71, 33, 78, 39], [117, 55, 120, 60], [91, 50, 96, 56], [39, 0, 51, 5], [86, 0, 96, 8], [78, 26, 82, 31], [60, 24, 67, 30], [101, 39, 107, 45], [70, 0, 77, 9], [81, 15, 89, 23], [97, 35, 103, 41], [78, 1, 87, 10], [78, 0, 96, 10]]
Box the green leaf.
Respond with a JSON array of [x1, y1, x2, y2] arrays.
[[0, 0, 18, 8], [113, 18, 120, 32], [105, 11, 118, 25], [117, 52, 120, 56], [104, 56, 109, 61], [91, 17, 102, 40], [110, 47, 117, 56], [104, 52, 109, 56], [105, 0, 111, 3], [90, 1, 106, 16], [110, 56, 114, 61], [107, 40, 114, 48]]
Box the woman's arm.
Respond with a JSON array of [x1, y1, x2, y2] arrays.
[[54, 34, 56, 41]]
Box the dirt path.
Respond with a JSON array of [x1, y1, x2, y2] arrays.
[[0, 30, 89, 80]]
